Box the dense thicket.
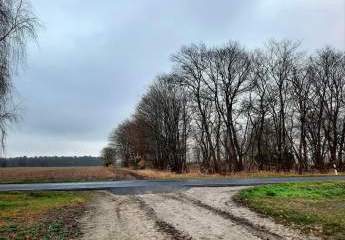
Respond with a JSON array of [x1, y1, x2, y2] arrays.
[[105, 40, 345, 174]]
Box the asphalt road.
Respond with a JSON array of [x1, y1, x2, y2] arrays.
[[0, 175, 345, 194]]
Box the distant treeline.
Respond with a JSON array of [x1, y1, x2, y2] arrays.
[[0, 156, 102, 167]]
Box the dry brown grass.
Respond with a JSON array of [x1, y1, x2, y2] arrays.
[[0, 166, 342, 183], [0, 166, 136, 183], [121, 168, 343, 180]]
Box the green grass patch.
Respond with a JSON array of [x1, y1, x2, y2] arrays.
[[237, 181, 345, 239], [0, 191, 90, 240]]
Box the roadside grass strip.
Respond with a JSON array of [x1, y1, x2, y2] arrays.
[[237, 181, 345, 239], [0, 191, 90, 240]]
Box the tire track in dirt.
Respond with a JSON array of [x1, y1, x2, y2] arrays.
[[165, 193, 282, 240], [80, 191, 170, 240], [141, 193, 263, 240], [133, 196, 193, 240], [182, 187, 319, 240], [80, 188, 317, 240]]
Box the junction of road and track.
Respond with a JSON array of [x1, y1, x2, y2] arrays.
[[1, 175, 344, 194]]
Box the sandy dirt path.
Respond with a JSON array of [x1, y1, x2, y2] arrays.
[[79, 191, 171, 240], [79, 187, 319, 240]]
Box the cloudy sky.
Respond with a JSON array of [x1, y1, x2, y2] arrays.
[[6, 0, 345, 157]]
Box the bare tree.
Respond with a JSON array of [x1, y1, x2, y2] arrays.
[[136, 74, 191, 173], [100, 146, 116, 167], [249, 49, 272, 170], [289, 55, 311, 173], [0, 0, 38, 151], [109, 119, 146, 168], [261, 40, 301, 171], [208, 42, 252, 171], [306, 47, 345, 171], [172, 44, 220, 173]]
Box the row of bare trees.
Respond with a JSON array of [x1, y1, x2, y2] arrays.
[[103, 77, 190, 173], [104, 40, 345, 174]]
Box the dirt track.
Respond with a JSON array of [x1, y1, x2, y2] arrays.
[[79, 187, 319, 240]]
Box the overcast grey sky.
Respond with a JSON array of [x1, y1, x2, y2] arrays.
[[6, 0, 345, 157]]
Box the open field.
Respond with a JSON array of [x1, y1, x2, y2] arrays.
[[237, 181, 345, 240], [0, 191, 90, 239], [0, 166, 139, 184]]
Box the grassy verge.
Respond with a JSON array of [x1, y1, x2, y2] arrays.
[[121, 168, 343, 180], [236, 181, 345, 239], [0, 191, 90, 239]]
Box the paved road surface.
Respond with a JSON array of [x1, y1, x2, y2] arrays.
[[0, 175, 344, 193]]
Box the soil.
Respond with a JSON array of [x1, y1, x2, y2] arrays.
[[79, 187, 319, 240]]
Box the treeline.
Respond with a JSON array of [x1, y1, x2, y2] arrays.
[[0, 156, 102, 167], [104, 40, 345, 174]]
